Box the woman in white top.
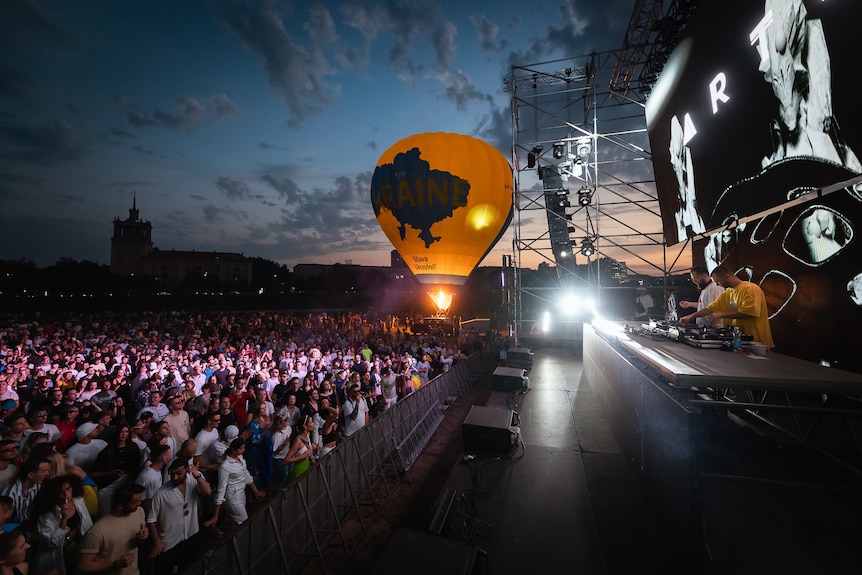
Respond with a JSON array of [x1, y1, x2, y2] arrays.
[[206, 438, 266, 527], [31, 474, 94, 575]]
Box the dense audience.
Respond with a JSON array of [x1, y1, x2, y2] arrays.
[[0, 311, 480, 574]]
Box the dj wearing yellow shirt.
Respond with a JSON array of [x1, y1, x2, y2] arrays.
[[680, 265, 775, 348]]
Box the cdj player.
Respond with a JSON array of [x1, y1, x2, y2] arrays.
[[630, 321, 753, 349]]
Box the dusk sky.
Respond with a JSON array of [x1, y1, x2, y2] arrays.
[[0, 0, 640, 270]]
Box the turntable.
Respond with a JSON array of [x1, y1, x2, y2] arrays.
[[683, 326, 753, 349]]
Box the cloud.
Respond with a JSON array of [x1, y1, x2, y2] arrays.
[[120, 94, 237, 131], [0, 119, 88, 166], [469, 13, 501, 53], [209, 93, 239, 119], [434, 68, 492, 111], [125, 97, 206, 131], [203, 204, 225, 223], [215, 0, 339, 127], [261, 174, 301, 203], [474, 105, 513, 157], [255, 170, 381, 251], [258, 141, 289, 151], [432, 22, 458, 66], [216, 176, 252, 200]]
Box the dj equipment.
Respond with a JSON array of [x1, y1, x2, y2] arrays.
[[631, 321, 754, 348]]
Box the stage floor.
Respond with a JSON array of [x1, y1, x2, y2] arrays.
[[370, 347, 862, 575]]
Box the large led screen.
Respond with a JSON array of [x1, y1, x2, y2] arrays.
[[647, 0, 862, 245], [647, 0, 862, 371]]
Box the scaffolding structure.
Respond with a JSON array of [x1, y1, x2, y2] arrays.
[[503, 0, 698, 342]]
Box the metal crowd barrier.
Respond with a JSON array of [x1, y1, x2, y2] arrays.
[[185, 353, 483, 575]]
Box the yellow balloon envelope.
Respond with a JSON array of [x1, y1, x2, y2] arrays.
[[371, 132, 513, 311]]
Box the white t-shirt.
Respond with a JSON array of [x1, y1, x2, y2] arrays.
[[195, 428, 220, 466]]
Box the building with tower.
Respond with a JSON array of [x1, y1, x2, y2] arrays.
[[110, 194, 153, 276], [110, 196, 253, 290]]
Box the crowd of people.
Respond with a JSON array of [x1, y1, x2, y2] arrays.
[[0, 311, 482, 575]]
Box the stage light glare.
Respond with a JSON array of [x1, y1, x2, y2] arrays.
[[557, 292, 581, 316]]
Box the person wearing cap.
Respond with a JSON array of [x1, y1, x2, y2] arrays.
[[65, 422, 107, 473], [210, 425, 240, 464]]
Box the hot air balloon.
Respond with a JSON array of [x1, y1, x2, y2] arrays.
[[371, 132, 513, 314]]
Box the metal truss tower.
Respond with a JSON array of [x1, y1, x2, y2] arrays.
[[503, 0, 698, 342]]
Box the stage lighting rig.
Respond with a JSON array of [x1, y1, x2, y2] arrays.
[[552, 141, 566, 159], [554, 191, 570, 208], [580, 237, 595, 257], [575, 136, 592, 164], [577, 186, 592, 206]]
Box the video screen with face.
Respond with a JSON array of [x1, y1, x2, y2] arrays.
[[646, 0, 862, 372]]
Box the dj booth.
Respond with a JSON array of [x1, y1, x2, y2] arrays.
[[582, 321, 862, 567]]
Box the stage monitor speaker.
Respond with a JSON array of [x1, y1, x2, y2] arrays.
[[462, 405, 520, 455], [491, 366, 528, 392]]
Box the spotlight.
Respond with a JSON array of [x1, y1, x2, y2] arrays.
[[575, 136, 592, 164], [527, 145, 543, 169], [555, 191, 570, 209], [577, 188, 592, 206], [580, 237, 595, 257], [552, 142, 566, 159]]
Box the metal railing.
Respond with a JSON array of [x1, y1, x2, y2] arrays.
[[185, 353, 483, 575]]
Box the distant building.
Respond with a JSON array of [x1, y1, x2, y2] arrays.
[[110, 196, 252, 289], [110, 196, 153, 276]]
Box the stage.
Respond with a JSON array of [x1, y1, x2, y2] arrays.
[[582, 322, 862, 572], [373, 331, 862, 574]]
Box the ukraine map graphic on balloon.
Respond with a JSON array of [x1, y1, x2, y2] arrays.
[[371, 147, 470, 248]]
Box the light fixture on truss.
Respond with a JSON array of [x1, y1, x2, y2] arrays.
[[580, 237, 595, 257]]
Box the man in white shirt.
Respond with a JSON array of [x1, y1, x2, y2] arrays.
[[65, 422, 108, 473], [147, 459, 211, 574], [194, 413, 222, 480], [679, 265, 726, 328], [136, 443, 171, 515], [342, 384, 369, 437]]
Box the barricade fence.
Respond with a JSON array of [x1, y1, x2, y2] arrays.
[[185, 353, 483, 575]]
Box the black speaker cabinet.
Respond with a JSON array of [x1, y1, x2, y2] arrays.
[[462, 405, 519, 454], [491, 366, 528, 392]]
